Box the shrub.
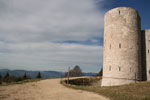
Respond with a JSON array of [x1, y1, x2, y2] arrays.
[[3, 72, 10, 83], [16, 77, 24, 82], [8, 75, 17, 83], [3, 72, 18, 83]]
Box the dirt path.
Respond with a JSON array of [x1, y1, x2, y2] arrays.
[[0, 79, 109, 100]]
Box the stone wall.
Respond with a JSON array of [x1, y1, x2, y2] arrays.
[[102, 7, 142, 86], [145, 30, 150, 81], [141, 30, 147, 81]]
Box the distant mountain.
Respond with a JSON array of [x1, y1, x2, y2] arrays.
[[0, 69, 64, 78], [0, 69, 97, 78], [82, 72, 97, 76]]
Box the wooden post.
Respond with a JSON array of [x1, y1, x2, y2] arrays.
[[67, 67, 70, 84]]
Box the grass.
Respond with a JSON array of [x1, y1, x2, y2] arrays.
[[0, 78, 44, 86], [63, 79, 150, 100], [15, 78, 44, 84], [62, 77, 101, 86]]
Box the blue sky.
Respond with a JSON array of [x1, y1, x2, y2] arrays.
[[0, 0, 149, 72], [99, 0, 150, 30]]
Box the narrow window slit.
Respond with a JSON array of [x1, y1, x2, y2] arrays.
[[130, 67, 132, 72], [119, 10, 120, 15], [119, 67, 121, 71], [109, 66, 111, 71], [119, 43, 121, 48]]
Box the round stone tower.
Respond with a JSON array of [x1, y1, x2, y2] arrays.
[[101, 7, 142, 86]]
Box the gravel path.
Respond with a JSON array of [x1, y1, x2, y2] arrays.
[[0, 79, 109, 100]]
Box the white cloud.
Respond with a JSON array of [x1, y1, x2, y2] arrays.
[[0, 0, 105, 72], [0, 0, 105, 42], [0, 42, 103, 72]]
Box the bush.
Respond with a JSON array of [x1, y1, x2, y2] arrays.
[[0, 72, 32, 84], [3, 72, 10, 83], [15, 73, 31, 82], [3, 72, 18, 83], [16, 77, 24, 82], [8, 75, 17, 83]]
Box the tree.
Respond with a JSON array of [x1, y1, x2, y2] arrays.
[[36, 72, 42, 78], [3, 72, 10, 83], [72, 65, 82, 76], [64, 65, 82, 77], [68, 65, 82, 77], [23, 72, 27, 79], [0, 73, 2, 84]]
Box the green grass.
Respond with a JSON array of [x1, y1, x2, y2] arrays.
[[63, 80, 150, 100]]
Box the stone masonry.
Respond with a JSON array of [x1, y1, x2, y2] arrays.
[[102, 7, 150, 86], [141, 30, 150, 81]]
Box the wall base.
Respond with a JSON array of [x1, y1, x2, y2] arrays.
[[101, 77, 138, 86]]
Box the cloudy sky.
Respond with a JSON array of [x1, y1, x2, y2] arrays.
[[0, 0, 149, 72]]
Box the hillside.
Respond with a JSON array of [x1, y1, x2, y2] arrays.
[[0, 69, 64, 78], [0, 69, 97, 78]]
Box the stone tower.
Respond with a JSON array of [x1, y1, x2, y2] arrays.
[[101, 7, 142, 86], [141, 30, 150, 81]]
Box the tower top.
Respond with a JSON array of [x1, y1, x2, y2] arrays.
[[104, 7, 139, 18]]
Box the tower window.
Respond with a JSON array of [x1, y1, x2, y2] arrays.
[[119, 10, 120, 15], [119, 67, 121, 71], [109, 66, 111, 71], [118, 67, 121, 71], [148, 49, 149, 53], [110, 44, 111, 49], [130, 67, 132, 72], [119, 43, 121, 48], [149, 70, 150, 74]]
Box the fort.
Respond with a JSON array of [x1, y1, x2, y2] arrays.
[[101, 7, 150, 86]]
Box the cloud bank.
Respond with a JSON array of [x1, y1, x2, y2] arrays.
[[0, 0, 105, 72]]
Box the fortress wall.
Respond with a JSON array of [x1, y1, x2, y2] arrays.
[[141, 30, 147, 81], [145, 30, 150, 81], [102, 7, 142, 86], [141, 30, 150, 81]]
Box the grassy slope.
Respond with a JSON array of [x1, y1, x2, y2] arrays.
[[0, 78, 44, 86], [64, 81, 150, 100]]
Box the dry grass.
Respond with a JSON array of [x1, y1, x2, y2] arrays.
[[64, 79, 150, 100], [0, 78, 44, 86], [62, 77, 101, 86]]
